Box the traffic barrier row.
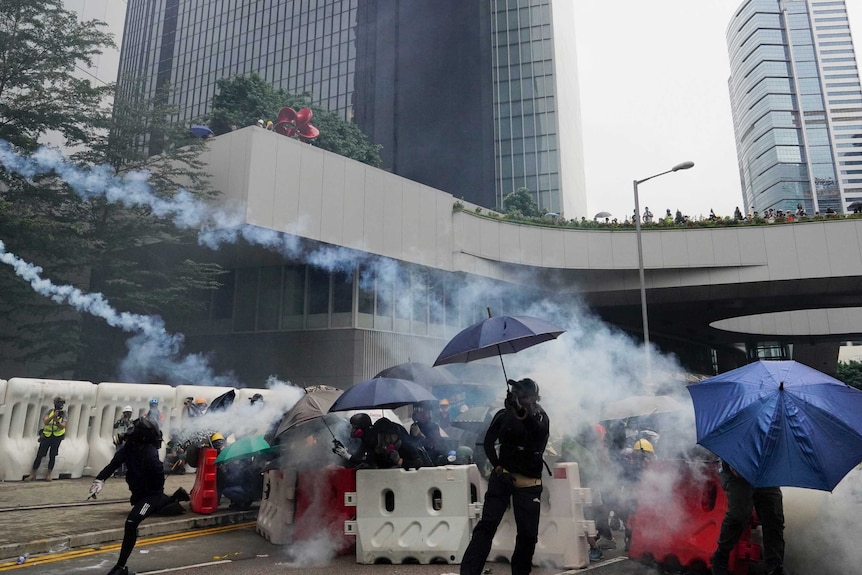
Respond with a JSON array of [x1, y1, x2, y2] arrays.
[[256, 467, 299, 544], [490, 462, 594, 570], [346, 464, 485, 565], [0, 377, 276, 480]]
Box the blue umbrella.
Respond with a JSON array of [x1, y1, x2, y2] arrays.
[[687, 360, 862, 491], [328, 377, 437, 412], [190, 124, 214, 138]]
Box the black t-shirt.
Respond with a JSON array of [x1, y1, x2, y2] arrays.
[[483, 405, 550, 479]]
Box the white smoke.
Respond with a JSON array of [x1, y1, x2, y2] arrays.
[[0, 238, 239, 385]]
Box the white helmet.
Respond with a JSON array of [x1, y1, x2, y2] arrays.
[[122, 405, 133, 413]]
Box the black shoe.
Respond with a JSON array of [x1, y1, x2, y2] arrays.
[[106, 565, 128, 575], [172, 487, 190, 502]]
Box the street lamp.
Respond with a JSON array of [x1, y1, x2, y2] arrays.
[[633, 161, 695, 375]]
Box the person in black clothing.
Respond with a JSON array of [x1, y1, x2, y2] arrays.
[[333, 412, 377, 468], [410, 401, 447, 465], [711, 461, 784, 575], [89, 418, 190, 575], [461, 378, 550, 575]]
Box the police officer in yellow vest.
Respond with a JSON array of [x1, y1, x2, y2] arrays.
[[26, 396, 68, 481]]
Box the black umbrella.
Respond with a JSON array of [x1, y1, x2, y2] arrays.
[[433, 312, 565, 382], [450, 405, 498, 434], [208, 389, 236, 413], [594, 211, 613, 219], [328, 377, 437, 412], [374, 362, 459, 388]]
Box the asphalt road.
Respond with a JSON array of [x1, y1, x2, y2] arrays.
[[1, 523, 665, 575]]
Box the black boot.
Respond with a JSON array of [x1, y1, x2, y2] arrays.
[[172, 487, 190, 502], [106, 565, 128, 575]]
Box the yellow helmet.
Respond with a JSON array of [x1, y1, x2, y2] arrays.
[[195, 397, 208, 405], [439, 398, 450, 407], [633, 438, 654, 453], [210, 432, 225, 442]]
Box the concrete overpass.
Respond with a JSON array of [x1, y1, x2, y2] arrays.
[[200, 128, 862, 375]]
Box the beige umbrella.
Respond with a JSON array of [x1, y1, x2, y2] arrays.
[[600, 394, 686, 421]]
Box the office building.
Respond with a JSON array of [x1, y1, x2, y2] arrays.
[[727, 0, 862, 214], [117, 0, 587, 217]]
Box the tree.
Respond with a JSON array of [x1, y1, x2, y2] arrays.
[[836, 360, 862, 390], [209, 74, 382, 167], [503, 187, 542, 218], [0, 1, 224, 381], [0, 0, 114, 151]]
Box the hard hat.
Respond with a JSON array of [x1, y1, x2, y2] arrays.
[[210, 432, 225, 442], [256, 119, 264, 126], [122, 405, 133, 413], [194, 397, 208, 405], [439, 398, 450, 406], [633, 439, 654, 453], [149, 398, 159, 405]]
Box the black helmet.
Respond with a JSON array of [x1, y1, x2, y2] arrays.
[[53, 396, 66, 409], [126, 417, 162, 445], [349, 413, 372, 429], [509, 378, 540, 400]]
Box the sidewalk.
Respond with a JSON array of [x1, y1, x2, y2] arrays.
[[0, 474, 257, 561]]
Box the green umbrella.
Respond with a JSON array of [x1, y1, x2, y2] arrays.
[[215, 434, 275, 464]]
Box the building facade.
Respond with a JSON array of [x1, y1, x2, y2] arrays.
[[727, 0, 862, 215], [116, 0, 587, 217]]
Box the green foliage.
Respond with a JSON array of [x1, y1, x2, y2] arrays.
[[0, 0, 114, 150], [209, 74, 382, 166], [836, 360, 862, 390], [503, 187, 542, 218], [0, 1, 225, 381]]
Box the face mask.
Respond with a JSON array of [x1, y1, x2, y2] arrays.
[[351, 427, 364, 439]]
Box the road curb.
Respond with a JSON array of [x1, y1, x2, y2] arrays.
[[0, 510, 257, 561]]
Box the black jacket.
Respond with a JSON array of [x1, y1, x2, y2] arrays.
[[484, 405, 550, 479], [97, 441, 165, 504]]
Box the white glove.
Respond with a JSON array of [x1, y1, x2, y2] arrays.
[[88, 479, 104, 498], [333, 445, 351, 460]]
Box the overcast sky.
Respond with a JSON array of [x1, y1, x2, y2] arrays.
[[572, 0, 862, 221]]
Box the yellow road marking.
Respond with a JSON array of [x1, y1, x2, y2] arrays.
[[0, 521, 255, 571]]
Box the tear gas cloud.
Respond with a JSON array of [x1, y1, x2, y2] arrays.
[[4, 143, 860, 572]]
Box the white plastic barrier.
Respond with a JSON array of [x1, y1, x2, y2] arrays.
[[85, 382, 176, 476], [171, 384, 236, 432], [0, 377, 96, 480], [346, 464, 484, 564], [256, 467, 299, 544], [490, 462, 593, 569]]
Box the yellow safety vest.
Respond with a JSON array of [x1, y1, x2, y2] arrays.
[[41, 410, 66, 438]]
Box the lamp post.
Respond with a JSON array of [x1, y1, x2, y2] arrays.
[[633, 161, 694, 375]]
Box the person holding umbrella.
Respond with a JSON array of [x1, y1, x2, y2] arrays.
[[460, 378, 549, 575], [711, 463, 784, 575]]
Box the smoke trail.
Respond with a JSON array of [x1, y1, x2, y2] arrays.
[[0, 142, 374, 277], [0, 239, 237, 386]]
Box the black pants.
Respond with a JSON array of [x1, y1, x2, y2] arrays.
[[32, 436, 63, 470], [713, 472, 784, 573], [460, 472, 542, 575], [116, 492, 184, 568]]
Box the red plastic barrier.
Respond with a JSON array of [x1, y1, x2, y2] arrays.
[[627, 460, 761, 574], [294, 466, 356, 554], [190, 447, 219, 514]]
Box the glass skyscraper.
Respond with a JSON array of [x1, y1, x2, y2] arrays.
[[727, 0, 862, 214], [117, 0, 586, 217]]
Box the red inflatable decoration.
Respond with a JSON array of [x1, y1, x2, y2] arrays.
[[274, 107, 320, 140]]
